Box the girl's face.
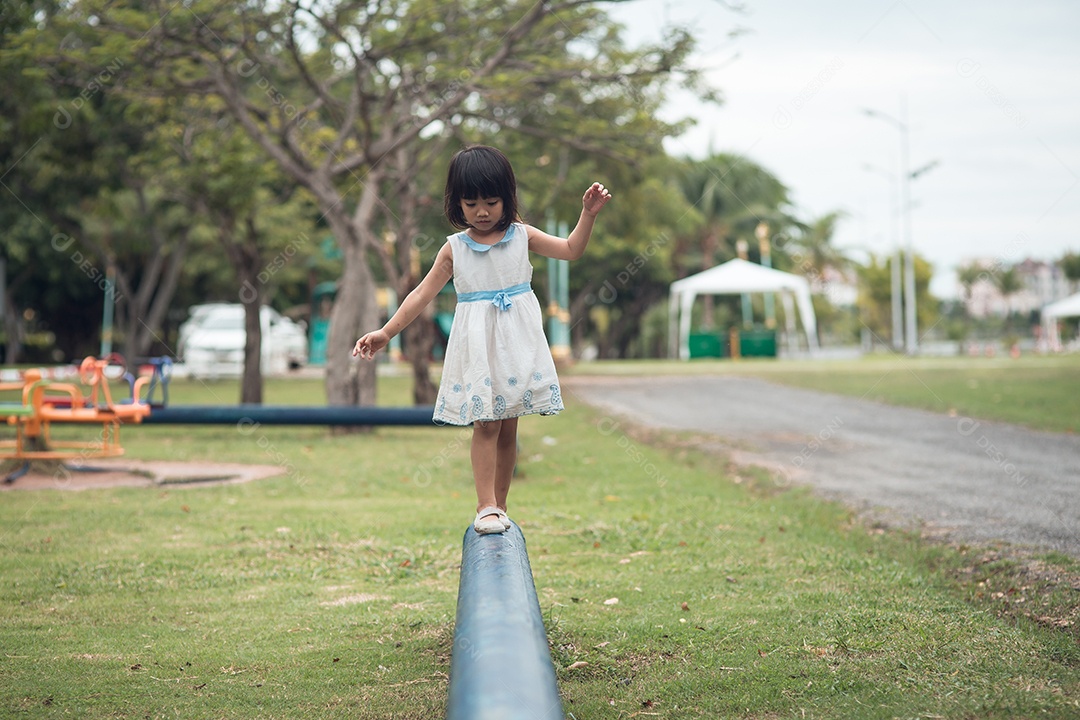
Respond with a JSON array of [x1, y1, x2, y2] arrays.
[[460, 196, 504, 233]]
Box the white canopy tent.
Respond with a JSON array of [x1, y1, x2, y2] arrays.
[[668, 258, 820, 359], [1041, 291, 1080, 351]]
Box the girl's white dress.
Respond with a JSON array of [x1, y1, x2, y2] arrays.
[[434, 222, 563, 425]]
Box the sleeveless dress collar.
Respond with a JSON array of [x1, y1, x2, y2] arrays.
[[456, 224, 517, 252]]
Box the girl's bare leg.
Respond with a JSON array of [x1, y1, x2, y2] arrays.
[[472, 420, 502, 521], [493, 417, 518, 512]]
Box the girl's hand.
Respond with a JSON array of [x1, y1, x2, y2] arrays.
[[353, 329, 389, 360], [582, 182, 612, 216]]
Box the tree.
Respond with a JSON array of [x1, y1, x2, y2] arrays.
[[857, 252, 938, 348], [573, 155, 699, 358], [2, 10, 198, 364], [72, 143, 197, 363], [1059, 252, 1080, 284], [993, 266, 1024, 315], [676, 153, 793, 271], [787, 211, 851, 280], [7, 5, 341, 401], [0, 227, 106, 363], [155, 97, 319, 402], [370, 138, 450, 403], [674, 153, 795, 329], [781, 211, 855, 344], [63, 0, 710, 408], [856, 255, 893, 345], [956, 261, 985, 304]]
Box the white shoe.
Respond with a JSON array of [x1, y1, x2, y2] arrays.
[[473, 506, 508, 535]]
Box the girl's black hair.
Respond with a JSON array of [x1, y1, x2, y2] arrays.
[[443, 145, 519, 232]]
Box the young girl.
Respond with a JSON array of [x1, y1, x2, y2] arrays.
[[353, 145, 612, 534]]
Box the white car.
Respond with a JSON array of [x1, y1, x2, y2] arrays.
[[176, 303, 233, 360], [180, 304, 308, 378]]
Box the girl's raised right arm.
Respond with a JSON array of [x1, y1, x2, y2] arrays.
[[526, 182, 611, 261], [354, 241, 454, 359]]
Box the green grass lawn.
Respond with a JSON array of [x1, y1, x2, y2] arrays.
[[1, 373, 1078, 718]]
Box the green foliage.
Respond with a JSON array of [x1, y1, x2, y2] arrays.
[[0, 3, 126, 359], [1, 0, 881, 375], [857, 255, 895, 344], [1, 2, 326, 364], [1060, 252, 1080, 282], [674, 153, 796, 273], [992, 267, 1023, 300], [956, 260, 987, 300], [857, 252, 939, 347]]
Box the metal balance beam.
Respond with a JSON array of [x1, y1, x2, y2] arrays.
[[142, 405, 437, 426], [447, 522, 563, 720]]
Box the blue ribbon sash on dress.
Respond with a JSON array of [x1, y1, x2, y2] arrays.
[[456, 282, 532, 311]]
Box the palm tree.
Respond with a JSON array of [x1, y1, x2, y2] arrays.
[[677, 153, 792, 264], [790, 211, 851, 282], [993, 267, 1025, 315], [1059, 252, 1080, 284], [676, 153, 794, 327], [956, 262, 985, 305]]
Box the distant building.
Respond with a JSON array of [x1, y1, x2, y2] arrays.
[[958, 257, 1076, 318], [810, 266, 859, 307]]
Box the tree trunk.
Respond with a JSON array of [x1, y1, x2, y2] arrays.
[[405, 308, 438, 404], [115, 237, 189, 362], [298, 170, 380, 417], [218, 214, 265, 404], [701, 230, 719, 330], [2, 289, 24, 365], [607, 295, 655, 359], [112, 185, 167, 363], [390, 144, 439, 406], [324, 218, 378, 412], [2, 263, 31, 364], [568, 282, 596, 359], [240, 289, 263, 404], [238, 218, 265, 405], [131, 232, 189, 358]]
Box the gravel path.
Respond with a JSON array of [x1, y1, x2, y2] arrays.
[[567, 375, 1080, 557]]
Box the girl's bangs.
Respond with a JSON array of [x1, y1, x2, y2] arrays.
[[457, 171, 504, 200]]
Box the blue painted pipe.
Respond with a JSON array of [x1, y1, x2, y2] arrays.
[[142, 405, 438, 426], [447, 523, 563, 720]]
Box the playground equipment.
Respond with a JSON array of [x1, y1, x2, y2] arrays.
[[0, 356, 150, 461], [142, 356, 173, 405], [447, 522, 563, 720], [1, 354, 444, 472]]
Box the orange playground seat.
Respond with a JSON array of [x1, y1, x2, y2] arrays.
[[0, 357, 150, 461]]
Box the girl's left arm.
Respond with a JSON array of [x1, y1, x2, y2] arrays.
[[527, 182, 612, 261]]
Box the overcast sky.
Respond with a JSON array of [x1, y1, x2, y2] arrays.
[[618, 0, 1080, 298]]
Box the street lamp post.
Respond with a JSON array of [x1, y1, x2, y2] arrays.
[[865, 96, 918, 355]]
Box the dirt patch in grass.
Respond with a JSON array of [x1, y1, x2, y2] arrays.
[[937, 544, 1080, 646], [319, 593, 390, 607], [0, 458, 285, 491]]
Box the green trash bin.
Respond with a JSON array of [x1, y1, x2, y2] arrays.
[[688, 333, 723, 358], [739, 329, 777, 358]]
